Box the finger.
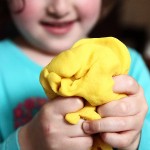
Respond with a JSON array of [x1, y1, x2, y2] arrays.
[[97, 96, 140, 117], [46, 96, 84, 115], [63, 119, 90, 137], [39, 98, 87, 137], [64, 136, 93, 150], [83, 116, 139, 134], [100, 131, 140, 149], [50, 136, 93, 150], [113, 75, 139, 95]]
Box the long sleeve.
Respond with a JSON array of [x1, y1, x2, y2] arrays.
[[0, 128, 20, 150]]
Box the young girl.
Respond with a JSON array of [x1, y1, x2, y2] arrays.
[[0, 0, 149, 150]]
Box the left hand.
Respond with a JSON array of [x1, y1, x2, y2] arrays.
[[83, 75, 148, 150]]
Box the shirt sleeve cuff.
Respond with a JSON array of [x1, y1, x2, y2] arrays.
[[138, 118, 150, 150], [0, 128, 20, 150]]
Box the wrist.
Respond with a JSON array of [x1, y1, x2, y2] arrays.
[[18, 124, 33, 150]]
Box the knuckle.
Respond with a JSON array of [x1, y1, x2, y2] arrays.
[[66, 97, 84, 108], [40, 103, 52, 115], [127, 76, 135, 88], [38, 105, 57, 136], [73, 97, 84, 106], [41, 122, 59, 140], [119, 101, 129, 115], [138, 87, 148, 113], [143, 100, 148, 114], [38, 120, 52, 137]]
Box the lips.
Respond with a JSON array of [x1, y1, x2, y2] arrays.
[[41, 21, 75, 35]]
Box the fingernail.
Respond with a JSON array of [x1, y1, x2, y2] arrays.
[[83, 122, 90, 133]]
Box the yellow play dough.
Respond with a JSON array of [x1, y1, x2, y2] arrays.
[[40, 37, 131, 150]]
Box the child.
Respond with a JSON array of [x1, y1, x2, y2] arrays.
[[0, 0, 149, 150]]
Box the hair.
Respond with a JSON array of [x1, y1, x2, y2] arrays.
[[0, 0, 25, 39], [0, 0, 118, 40], [89, 0, 121, 38], [101, 0, 118, 18]]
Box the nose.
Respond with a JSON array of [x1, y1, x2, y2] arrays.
[[47, 0, 70, 18]]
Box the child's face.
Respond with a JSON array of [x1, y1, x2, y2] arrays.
[[9, 0, 101, 54]]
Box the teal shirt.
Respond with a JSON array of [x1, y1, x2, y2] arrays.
[[0, 39, 47, 149], [0, 39, 150, 150]]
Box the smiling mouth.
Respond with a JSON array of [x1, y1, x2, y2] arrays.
[[40, 20, 76, 35], [41, 21, 74, 27]]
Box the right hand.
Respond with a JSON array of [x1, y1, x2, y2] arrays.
[[18, 97, 93, 150]]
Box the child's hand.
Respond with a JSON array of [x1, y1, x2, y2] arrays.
[[83, 75, 148, 150], [19, 97, 93, 150]]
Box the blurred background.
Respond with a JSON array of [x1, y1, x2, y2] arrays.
[[1, 0, 150, 69], [90, 0, 150, 69], [120, 0, 150, 69]]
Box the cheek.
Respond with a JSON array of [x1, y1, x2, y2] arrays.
[[8, 0, 24, 12], [10, 1, 42, 22], [76, 0, 101, 21]]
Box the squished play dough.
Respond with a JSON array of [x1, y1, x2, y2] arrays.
[[40, 37, 131, 150]]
